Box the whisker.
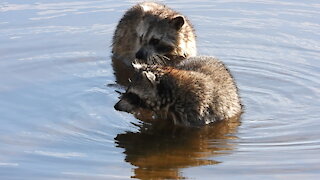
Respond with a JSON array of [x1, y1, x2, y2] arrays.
[[154, 55, 162, 64], [152, 56, 158, 65], [147, 56, 153, 64], [162, 55, 170, 61], [157, 55, 170, 65]]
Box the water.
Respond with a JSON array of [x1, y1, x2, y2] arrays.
[[0, 0, 319, 179]]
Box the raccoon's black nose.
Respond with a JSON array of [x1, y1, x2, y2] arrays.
[[114, 102, 121, 111], [135, 49, 147, 60]]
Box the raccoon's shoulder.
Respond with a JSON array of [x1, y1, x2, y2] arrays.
[[175, 56, 226, 72]]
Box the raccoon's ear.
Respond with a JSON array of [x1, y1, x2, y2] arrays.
[[143, 71, 157, 84], [170, 16, 185, 30]]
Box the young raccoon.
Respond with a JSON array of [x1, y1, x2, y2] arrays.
[[112, 2, 196, 65], [114, 56, 242, 126]]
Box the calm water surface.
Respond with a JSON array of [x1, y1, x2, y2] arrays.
[[0, 0, 319, 179]]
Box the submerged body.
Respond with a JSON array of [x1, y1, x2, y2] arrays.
[[114, 56, 242, 126], [112, 2, 196, 65]]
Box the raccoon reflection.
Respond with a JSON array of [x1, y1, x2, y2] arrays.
[[114, 56, 242, 126], [112, 2, 196, 65]]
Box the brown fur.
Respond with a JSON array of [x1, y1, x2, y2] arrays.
[[114, 56, 242, 126], [112, 2, 196, 65]]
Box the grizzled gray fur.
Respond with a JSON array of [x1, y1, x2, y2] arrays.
[[112, 2, 196, 65], [114, 56, 242, 126]]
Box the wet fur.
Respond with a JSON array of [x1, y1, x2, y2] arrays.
[[114, 56, 242, 127]]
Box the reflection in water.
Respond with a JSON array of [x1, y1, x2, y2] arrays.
[[115, 116, 241, 179]]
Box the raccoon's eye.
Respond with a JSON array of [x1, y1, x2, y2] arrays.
[[149, 38, 160, 45], [156, 45, 174, 53], [124, 92, 146, 108], [124, 92, 141, 105]]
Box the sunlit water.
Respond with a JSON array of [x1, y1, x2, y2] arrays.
[[0, 0, 319, 179]]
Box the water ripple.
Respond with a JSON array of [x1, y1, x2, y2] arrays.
[[0, 0, 320, 179]]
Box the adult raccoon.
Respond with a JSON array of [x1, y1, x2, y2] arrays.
[[114, 56, 242, 126], [112, 2, 196, 65]]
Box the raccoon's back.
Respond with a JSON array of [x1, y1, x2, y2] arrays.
[[176, 56, 234, 85], [176, 56, 223, 73], [176, 56, 242, 121]]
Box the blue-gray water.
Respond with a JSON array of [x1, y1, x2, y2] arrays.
[[0, 0, 320, 179]]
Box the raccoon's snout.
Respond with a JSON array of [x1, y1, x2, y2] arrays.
[[135, 49, 147, 60], [114, 99, 135, 113], [114, 101, 122, 111], [136, 49, 151, 60], [114, 101, 123, 111]]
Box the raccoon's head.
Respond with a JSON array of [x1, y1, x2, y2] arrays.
[[135, 15, 185, 62], [114, 62, 174, 115]]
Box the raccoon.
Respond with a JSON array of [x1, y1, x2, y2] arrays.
[[112, 2, 196, 65], [114, 56, 242, 126]]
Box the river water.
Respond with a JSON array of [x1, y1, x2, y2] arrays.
[[0, 0, 319, 179]]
